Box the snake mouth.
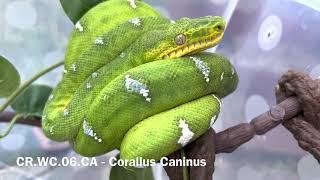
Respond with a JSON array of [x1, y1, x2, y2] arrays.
[[161, 33, 224, 59]]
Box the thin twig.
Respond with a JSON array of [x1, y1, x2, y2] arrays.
[[181, 148, 189, 180], [0, 113, 24, 138], [0, 60, 64, 113]]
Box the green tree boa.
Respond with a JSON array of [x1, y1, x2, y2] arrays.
[[42, 0, 238, 161]]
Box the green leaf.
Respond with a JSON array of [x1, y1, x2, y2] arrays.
[[11, 85, 52, 117], [60, 0, 104, 24], [0, 55, 20, 98], [110, 155, 154, 180]]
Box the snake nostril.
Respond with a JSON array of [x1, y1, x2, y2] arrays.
[[216, 25, 223, 31]]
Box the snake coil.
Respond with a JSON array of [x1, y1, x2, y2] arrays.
[[42, 0, 238, 161]]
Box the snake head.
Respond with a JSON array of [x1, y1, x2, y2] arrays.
[[143, 16, 226, 60]]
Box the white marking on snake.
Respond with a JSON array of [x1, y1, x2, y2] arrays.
[[220, 72, 224, 81], [127, 0, 137, 8], [71, 63, 77, 72], [92, 72, 98, 78], [63, 109, 69, 117], [42, 115, 47, 121], [83, 120, 94, 137], [49, 126, 54, 135], [48, 94, 54, 101], [102, 94, 109, 101], [120, 52, 126, 58], [190, 57, 210, 82], [63, 69, 67, 74], [129, 18, 141, 27], [177, 119, 194, 146], [83, 120, 102, 143], [75, 21, 84, 32], [210, 115, 217, 126], [125, 75, 151, 102], [86, 83, 92, 89], [95, 37, 104, 45], [212, 94, 222, 109]]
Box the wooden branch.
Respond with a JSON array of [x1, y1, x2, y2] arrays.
[[0, 111, 41, 127], [276, 70, 320, 163], [216, 96, 301, 153], [283, 116, 320, 163]]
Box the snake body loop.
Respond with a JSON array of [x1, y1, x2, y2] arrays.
[[42, 0, 238, 160]]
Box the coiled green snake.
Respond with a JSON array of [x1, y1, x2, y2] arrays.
[[42, 0, 238, 161]]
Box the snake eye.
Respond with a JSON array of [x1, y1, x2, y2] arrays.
[[174, 34, 186, 45]]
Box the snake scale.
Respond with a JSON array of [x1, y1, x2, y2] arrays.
[[42, 0, 238, 161]]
